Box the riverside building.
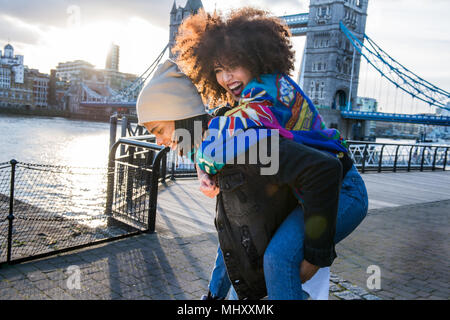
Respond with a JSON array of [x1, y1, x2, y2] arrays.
[[0, 43, 33, 109]]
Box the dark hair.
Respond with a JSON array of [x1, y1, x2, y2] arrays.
[[174, 113, 210, 161], [173, 7, 295, 108]]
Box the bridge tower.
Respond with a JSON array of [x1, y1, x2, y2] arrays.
[[301, 0, 368, 112], [169, 0, 204, 59]]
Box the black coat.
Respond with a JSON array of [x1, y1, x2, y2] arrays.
[[215, 137, 343, 300]]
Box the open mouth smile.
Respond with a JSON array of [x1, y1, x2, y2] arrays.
[[228, 81, 244, 97]]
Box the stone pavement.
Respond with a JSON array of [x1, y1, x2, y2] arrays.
[[0, 191, 448, 300], [0, 232, 217, 300], [0, 228, 378, 300], [331, 200, 450, 300]]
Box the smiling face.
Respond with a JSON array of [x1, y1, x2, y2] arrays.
[[214, 63, 253, 102], [143, 120, 177, 149]]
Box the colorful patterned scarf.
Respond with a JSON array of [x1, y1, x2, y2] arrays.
[[196, 73, 348, 175]]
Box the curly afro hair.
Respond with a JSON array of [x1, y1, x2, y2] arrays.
[[172, 7, 295, 108]]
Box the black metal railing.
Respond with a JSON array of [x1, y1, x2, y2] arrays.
[[0, 160, 137, 265], [110, 114, 197, 179], [105, 138, 170, 233], [0, 140, 169, 265], [347, 141, 450, 173]]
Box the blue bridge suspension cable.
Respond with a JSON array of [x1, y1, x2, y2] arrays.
[[340, 22, 450, 112], [113, 43, 169, 102]]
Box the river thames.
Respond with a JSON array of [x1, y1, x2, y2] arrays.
[[1, 113, 448, 167], [0, 114, 111, 167], [0, 113, 448, 228], [0, 114, 114, 229]]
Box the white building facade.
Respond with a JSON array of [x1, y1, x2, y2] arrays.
[[0, 44, 24, 84], [56, 60, 95, 82], [355, 97, 377, 112], [0, 43, 34, 108], [0, 43, 53, 110]]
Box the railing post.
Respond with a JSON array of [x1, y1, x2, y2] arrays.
[[137, 125, 144, 136], [171, 151, 177, 180], [393, 145, 400, 172], [160, 152, 167, 183], [444, 147, 449, 171], [147, 147, 170, 233], [126, 147, 136, 211], [120, 116, 128, 156], [7, 159, 17, 264], [171, 158, 176, 181], [378, 145, 385, 173], [362, 144, 367, 173], [105, 141, 121, 227], [408, 146, 414, 172], [145, 150, 155, 192], [109, 113, 117, 151], [432, 147, 438, 171], [420, 146, 426, 172]]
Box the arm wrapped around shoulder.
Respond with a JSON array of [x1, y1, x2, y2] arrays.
[[269, 138, 343, 267]]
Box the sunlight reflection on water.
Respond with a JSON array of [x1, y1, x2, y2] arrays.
[[0, 114, 112, 228]]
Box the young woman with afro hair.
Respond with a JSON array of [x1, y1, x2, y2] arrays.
[[173, 7, 368, 300]]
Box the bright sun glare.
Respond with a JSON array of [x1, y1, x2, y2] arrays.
[[26, 15, 168, 75]]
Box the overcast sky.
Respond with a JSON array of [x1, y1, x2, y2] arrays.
[[1, 0, 449, 111]]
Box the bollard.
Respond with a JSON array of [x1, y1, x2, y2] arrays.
[[7, 159, 17, 264]]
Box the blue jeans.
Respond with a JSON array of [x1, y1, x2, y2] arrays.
[[208, 165, 368, 300]]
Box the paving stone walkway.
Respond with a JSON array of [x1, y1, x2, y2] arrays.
[[331, 200, 450, 300], [0, 193, 448, 300], [0, 229, 378, 300]]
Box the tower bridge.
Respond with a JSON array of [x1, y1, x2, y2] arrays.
[[80, 0, 450, 140], [280, 13, 309, 36]]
